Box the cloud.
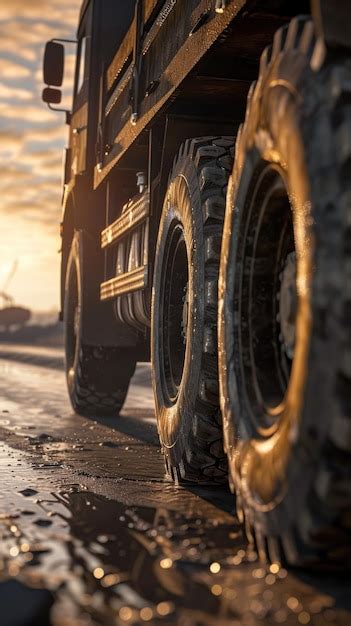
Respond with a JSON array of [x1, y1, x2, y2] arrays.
[[0, 37, 37, 64], [0, 163, 30, 178], [0, 58, 31, 79], [0, 25, 63, 57], [0, 130, 24, 150], [0, 101, 56, 122], [0, 0, 81, 310], [24, 125, 67, 144], [0, 1, 80, 26], [0, 82, 33, 101], [0, 0, 50, 15]]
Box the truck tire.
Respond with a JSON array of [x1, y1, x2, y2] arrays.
[[152, 137, 233, 483], [64, 233, 136, 417], [218, 16, 351, 568]]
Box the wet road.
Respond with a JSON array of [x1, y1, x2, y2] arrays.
[[0, 345, 350, 626]]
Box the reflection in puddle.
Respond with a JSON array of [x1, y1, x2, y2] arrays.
[[60, 490, 243, 623], [0, 355, 350, 626], [1, 484, 241, 625], [1, 481, 349, 626]]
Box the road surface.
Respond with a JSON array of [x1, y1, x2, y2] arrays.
[[0, 344, 350, 626]]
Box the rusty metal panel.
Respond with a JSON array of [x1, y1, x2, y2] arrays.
[[107, 24, 134, 91], [95, 0, 247, 189], [106, 0, 163, 92], [70, 103, 88, 175], [144, 0, 161, 21]]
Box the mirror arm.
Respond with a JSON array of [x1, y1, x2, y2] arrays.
[[51, 37, 77, 45], [47, 102, 72, 125]]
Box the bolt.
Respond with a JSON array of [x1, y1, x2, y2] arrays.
[[136, 171, 147, 194], [215, 0, 229, 13]]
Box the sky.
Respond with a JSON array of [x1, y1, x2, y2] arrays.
[[0, 0, 81, 311]]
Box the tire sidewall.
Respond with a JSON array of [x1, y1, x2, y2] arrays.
[[220, 41, 343, 532], [64, 232, 83, 400], [152, 158, 205, 461]]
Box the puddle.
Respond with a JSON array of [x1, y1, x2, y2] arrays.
[[0, 454, 349, 626], [0, 357, 350, 626]]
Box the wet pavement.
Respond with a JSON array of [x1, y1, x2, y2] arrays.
[[0, 346, 350, 626]]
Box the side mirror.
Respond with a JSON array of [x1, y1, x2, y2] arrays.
[[42, 87, 62, 104], [43, 41, 64, 87]]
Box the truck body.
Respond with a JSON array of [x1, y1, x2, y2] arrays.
[[54, 0, 306, 349]]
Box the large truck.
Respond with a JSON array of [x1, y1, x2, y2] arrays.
[[43, 0, 350, 568]]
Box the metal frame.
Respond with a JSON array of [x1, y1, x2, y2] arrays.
[[100, 265, 148, 301], [94, 0, 247, 189], [101, 192, 150, 249]]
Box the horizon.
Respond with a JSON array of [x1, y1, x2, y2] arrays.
[[0, 0, 81, 310]]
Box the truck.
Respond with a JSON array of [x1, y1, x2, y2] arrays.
[[42, 0, 350, 568]]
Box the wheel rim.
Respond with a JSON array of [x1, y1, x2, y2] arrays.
[[159, 220, 189, 405], [65, 262, 79, 375], [236, 163, 296, 433]]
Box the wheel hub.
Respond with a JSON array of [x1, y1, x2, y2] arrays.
[[160, 222, 189, 404], [233, 163, 295, 419], [279, 252, 297, 360]]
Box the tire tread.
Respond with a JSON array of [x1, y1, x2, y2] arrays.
[[166, 136, 234, 484]]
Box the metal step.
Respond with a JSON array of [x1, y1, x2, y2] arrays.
[[100, 265, 148, 301], [101, 191, 149, 249]]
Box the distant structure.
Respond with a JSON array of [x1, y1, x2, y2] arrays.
[[0, 261, 31, 331]]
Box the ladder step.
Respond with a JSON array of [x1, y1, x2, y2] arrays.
[[100, 265, 148, 301], [101, 191, 149, 249]]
